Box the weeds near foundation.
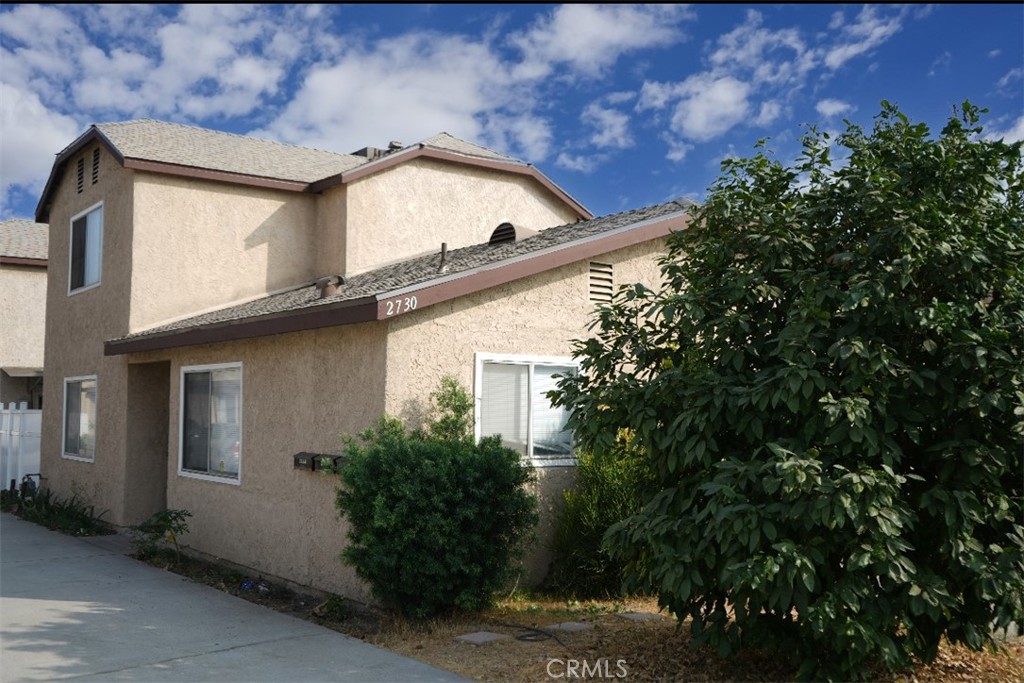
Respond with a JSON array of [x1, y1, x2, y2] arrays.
[[130, 509, 192, 562], [13, 488, 113, 536]]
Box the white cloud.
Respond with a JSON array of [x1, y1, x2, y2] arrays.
[[665, 75, 751, 142], [816, 98, 854, 118], [509, 4, 693, 80], [928, 51, 952, 77], [985, 115, 1024, 143], [257, 32, 510, 154], [556, 152, 605, 173], [582, 102, 633, 149], [665, 138, 694, 163], [709, 10, 812, 87], [0, 83, 81, 215], [484, 113, 554, 161], [988, 49, 1002, 58], [997, 67, 1023, 89], [825, 5, 904, 70], [754, 101, 783, 127]]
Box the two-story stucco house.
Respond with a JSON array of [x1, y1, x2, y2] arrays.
[[1, 219, 48, 409], [35, 119, 691, 598]]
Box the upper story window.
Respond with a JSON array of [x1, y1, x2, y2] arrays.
[[69, 202, 103, 294], [474, 353, 577, 467]]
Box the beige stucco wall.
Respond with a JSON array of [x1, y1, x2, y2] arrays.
[[314, 185, 347, 279], [129, 175, 319, 332], [383, 238, 668, 583], [39, 143, 136, 524], [344, 159, 581, 276], [0, 264, 47, 370], [158, 323, 388, 600]]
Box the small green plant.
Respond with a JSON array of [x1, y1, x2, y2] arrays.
[[16, 488, 113, 536], [0, 488, 19, 512], [421, 375, 475, 441], [130, 509, 192, 562], [312, 594, 350, 621], [336, 378, 539, 619]]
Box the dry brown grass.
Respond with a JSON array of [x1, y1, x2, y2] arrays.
[[145, 551, 1023, 682], [349, 595, 1023, 683]]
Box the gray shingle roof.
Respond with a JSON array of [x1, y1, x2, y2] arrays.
[[95, 119, 367, 184], [115, 198, 692, 343], [92, 121, 526, 185], [0, 219, 48, 260], [419, 133, 520, 163]]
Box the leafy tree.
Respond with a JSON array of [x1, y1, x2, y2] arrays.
[[552, 102, 1023, 680]]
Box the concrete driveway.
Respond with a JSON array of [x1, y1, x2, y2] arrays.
[[0, 513, 466, 682]]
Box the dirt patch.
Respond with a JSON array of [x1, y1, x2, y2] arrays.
[[139, 551, 1023, 682]]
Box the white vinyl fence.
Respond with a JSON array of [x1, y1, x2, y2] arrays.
[[1, 402, 42, 491]]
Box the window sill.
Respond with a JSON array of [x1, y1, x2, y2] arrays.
[[68, 282, 101, 296], [62, 453, 95, 463], [529, 456, 577, 468], [178, 470, 241, 486]]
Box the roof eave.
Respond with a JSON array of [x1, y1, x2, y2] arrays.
[[35, 126, 125, 223], [0, 256, 47, 268], [104, 208, 689, 356], [122, 158, 311, 193], [309, 146, 593, 220], [104, 294, 380, 356]]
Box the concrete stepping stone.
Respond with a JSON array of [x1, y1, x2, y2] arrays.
[[547, 621, 594, 632], [455, 631, 511, 645], [617, 611, 665, 621]]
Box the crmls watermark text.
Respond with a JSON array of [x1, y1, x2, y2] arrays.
[[546, 658, 628, 679]]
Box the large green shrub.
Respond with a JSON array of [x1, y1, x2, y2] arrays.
[[546, 433, 654, 597], [335, 379, 539, 618], [553, 102, 1023, 680]]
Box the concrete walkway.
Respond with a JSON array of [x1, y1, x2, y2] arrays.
[[0, 513, 466, 682]]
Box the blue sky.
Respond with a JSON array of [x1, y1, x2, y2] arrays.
[[1, 4, 1021, 222]]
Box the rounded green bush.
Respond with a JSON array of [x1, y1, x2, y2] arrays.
[[336, 416, 538, 618]]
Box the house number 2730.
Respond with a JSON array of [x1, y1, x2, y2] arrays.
[[385, 296, 418, 316]]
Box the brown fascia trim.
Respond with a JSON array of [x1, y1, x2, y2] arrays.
[[104, 209, 689, 356], [121, 159, 310, 193], [0, 256, 47, 268], [105, 295, 381, 356], [309, 147, 593, 220]]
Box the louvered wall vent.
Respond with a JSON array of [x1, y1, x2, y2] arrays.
[[489, 222, 517, 245], [76, 157, 85, 193], [589, 262, 613, 303], [92, 148, 100, 184], [488, 222, 538, 246]]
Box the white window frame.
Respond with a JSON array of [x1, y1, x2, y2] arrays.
[[178, 362, 243, 485], [68, 201, 104, 295], [62, 375, 97, 462], [474, 352, 578, 467]]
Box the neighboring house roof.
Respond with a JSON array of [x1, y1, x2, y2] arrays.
[[35, 120, 590, 222], [0, 219, 48, 266], [106, 199, 694, 356]]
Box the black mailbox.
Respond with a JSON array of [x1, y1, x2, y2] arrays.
[[293, 453, 315, 471]]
